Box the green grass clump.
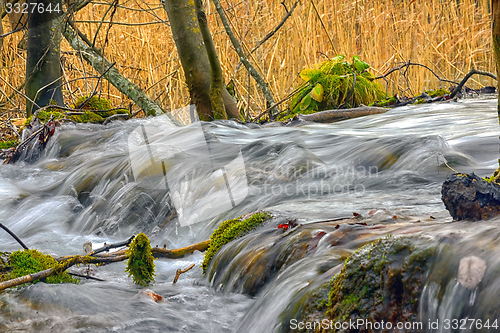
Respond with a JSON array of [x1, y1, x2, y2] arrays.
[[125, 233, 155, 286], [0, 140, 18, 149], [2, 249, 78, 285], [281, 55, 385, 120], [202, 211, 272, 274]]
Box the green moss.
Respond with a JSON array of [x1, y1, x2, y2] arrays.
[[413, 97, 426, 105], [125, 233, 155, 286], [1, 249, 78, 285], [281, 55, 385, 121], [323, 235, 436, 328], [202, 211, 272, 274], [68, 111, 104, 124], [73, 95, 129, 118], [425, 88, 450, 98], [25, 110, 66, 125], [0, 140, 18, 149], [372, 96, 397, 107]]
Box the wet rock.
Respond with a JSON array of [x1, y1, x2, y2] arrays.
[[441, 173, 500, 220], [289, 236, 437, 333]]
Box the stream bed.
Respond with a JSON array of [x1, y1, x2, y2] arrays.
[[1, 97, 499, 332]]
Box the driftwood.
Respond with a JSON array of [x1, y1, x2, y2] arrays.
[[441, 173, 500, 221], [296, 106, 389, 123]]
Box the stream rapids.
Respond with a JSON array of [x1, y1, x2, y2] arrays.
[[1, 97, 499, 332]]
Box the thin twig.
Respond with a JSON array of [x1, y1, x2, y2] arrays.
[[0, 223, 29, 250], [87, 236, 135, 256], [311, 0, 337, 54], [375, 61, 459, 86], [249, 0, 299, 54], [211, 0, 278, 118], [173, 263, 195, 284]]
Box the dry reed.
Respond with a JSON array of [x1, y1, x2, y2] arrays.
[[0, 0, 495, 119]]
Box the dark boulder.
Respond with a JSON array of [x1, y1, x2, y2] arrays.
[[441, 173, 500, 221]]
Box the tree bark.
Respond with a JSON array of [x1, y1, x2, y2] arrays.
[[25, 0, 64, 116], [492, 0, 500, 167], [163, 0, 239, 121], [494, 0, 500, 114], [194, 0, 226, 120]]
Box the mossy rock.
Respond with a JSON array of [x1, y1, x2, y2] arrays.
[[24, 96, 129, 125], [72, 95, 129, 118], [202, 211, 273, 275], [295, 235, 437, 332], [281, 55, 385, 121], [0, 249, 78, 285], [371, 95, 398, 107]]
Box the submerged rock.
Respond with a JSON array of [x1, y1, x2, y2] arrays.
[[441, 173, 500, 220], [289, 235, 437, 332]]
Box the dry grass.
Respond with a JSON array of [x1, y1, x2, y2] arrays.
[[0, 0, 495, 119]]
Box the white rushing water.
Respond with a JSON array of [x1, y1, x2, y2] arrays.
[[1, 97, 499, 332]]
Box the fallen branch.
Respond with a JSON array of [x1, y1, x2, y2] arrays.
[[152, 240, 210, 259], [173, 263, 195, 284], [1, 239, 210, 290], [87, 235, 135, 256], [0, 254, 126, 290], [450, 69, 497, 98], [296, 106, 389, 123]]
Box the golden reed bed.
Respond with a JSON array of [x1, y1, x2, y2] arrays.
[[0, 0, 495, 118]]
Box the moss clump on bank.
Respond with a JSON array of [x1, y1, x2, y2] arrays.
[[1, 249, 78, 285], [125, 233, 155, 286], [281, 55, 385, 120], [202, 211, 273, 274], [426, 88, 450, 98], [73, 95, 128, 118], [24, 96, 129, 125], [0, 140, 18, 149]]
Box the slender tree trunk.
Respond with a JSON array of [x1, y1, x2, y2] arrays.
[[494, 0, 500, 115], [163, 0, 239, 121], [25, 0, 64, 116], [194, 0, 226, 119], [492, 0, 500, 170]]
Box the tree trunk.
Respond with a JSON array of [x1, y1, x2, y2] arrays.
[[163, 0, 239, 121], [25, 0, 64, 116], [493, 0, 500, 115], [194, 0, 226, 120], [492, 0, 500, 167]]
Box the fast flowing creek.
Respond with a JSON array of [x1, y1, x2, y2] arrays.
[[1, 97, 500, 332]]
